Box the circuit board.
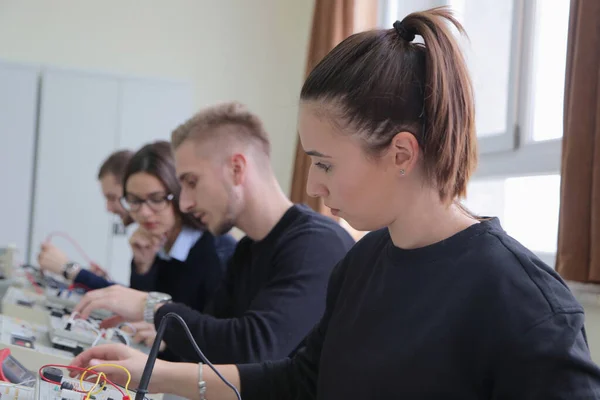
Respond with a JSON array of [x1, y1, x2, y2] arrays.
[[36, 375, 129, 400]]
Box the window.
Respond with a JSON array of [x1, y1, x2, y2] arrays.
[[380, 0, 571, 267], [529, 0, 570, 142], [451, 0, 514, 140], [463, 174, 561, 266]]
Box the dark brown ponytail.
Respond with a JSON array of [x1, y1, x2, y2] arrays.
[[300, 6, 477, 202]]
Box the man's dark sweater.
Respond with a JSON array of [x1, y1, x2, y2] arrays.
[[238, 218, 600, 399], [154, 204, 355, 364]]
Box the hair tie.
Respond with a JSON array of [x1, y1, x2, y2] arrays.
[[393, 20, 416, 42]]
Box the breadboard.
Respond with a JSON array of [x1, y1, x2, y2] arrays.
[[36, 372, 163, 400], [36, 377, 129, 400]]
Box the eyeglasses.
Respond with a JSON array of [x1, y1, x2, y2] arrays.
[[120, 193, 174, 213]]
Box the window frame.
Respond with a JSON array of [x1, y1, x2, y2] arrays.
[[379, 0, 565, 266], [461, 0, 522, 154]]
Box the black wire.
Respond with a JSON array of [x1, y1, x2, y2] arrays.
[[134, 312, 242, 400], [20, 264, 39, 271]]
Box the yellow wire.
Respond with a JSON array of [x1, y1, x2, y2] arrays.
[[83, 372, 106, 400], [78, 371, 105, 400], [80, 364, 132, 398], [78, 369, 102, 393]]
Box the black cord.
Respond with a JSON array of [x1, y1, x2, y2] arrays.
[[134, 312, 241, 400], [20, 264, 39, 272]]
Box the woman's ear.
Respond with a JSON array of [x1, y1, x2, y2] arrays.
[[390, 131, 419, 176]]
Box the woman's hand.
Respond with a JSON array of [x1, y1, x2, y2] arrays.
[[69, 344, 150, 390], [129, 228, 165, 274], [71, 345, 242, 400], [37, 242, 69, 275], [74, 285, 147, 321]]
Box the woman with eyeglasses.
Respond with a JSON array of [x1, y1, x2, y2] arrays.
[[43, 141, 237, 316]]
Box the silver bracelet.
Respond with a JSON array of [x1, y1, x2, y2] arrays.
[[198, 362, 207, 400]]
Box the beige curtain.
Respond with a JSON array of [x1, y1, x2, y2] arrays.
[[556, 0, 600, 282], [289, 0, 377, 216]]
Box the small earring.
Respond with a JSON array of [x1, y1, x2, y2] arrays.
[[400, 169, 405, 176]]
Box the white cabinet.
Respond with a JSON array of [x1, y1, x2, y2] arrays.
[[26, 67, 193, 284], [30, 69, 120, 269], [0, 62, 40, 261]]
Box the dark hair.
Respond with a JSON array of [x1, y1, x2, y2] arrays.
[[300, 6, 477, 202], [123, 140, 203, 230], [97, 150, 134, 181]]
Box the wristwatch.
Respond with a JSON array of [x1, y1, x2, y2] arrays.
[[144, 291, 172, 324], [62, 262, 81, 280]]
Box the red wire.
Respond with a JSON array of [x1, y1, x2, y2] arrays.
[[24, 271, 44, 294], [38, 364, 125, 397], [45, 231, 111, 280], [38, 366, 98, 393]]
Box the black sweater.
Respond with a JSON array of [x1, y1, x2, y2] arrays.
[[154, 204, 355, 364], [73, 260, 157, 291], [238, 218, 600, 399]]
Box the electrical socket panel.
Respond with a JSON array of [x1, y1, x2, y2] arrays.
[[0, 267, 68, 305], [1, 287, 50, 325], [1, 285, 111, 327], [47, 314, 149, 356], [0, 272, 36, 303], [0, 315, 72, 370], [44, 289, 111, 320]]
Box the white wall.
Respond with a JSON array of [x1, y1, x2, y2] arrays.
[[0, 0, 314, 193]]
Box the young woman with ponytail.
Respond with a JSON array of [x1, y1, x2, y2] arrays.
[[70, 7, 600, 399]]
